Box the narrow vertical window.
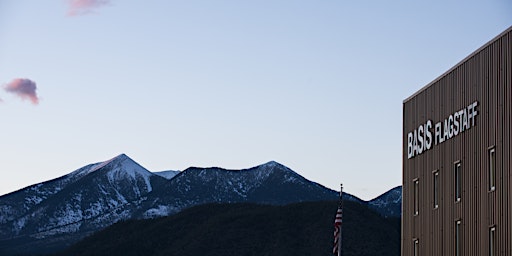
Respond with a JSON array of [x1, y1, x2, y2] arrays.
[[413, 239, 419, 256], [456, 220, 461, 256], [455, 162, 461, 201], [414, 179, 419, 215], [433, 170, 439, 208], [489, 226, 496, 256], [489, 147, 496, 191]]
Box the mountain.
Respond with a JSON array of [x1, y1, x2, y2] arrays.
[[0, 154, 169, 255], [58, 201, 401, 256], [368, 186, 402, 218], [0, 155, 357, 255], [139, 161, 341, 218]]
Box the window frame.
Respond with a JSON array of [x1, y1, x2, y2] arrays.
[[413, 178, 419, 216], [454, 161, 461, 202], [433, 170, 439, 209], [489, 146, 496, 192], [489, 226, 496, 256], [413, 238, 419, 256], [456, 220, 461, 256]]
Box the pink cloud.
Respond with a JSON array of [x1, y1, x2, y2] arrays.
[[67, 0, 110, 16], [4, 78, 40, 105]]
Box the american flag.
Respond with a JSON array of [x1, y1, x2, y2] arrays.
[[333, 204, 342, 255]]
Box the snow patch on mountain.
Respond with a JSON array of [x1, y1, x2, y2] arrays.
[[0, 205, 14, 224], [144, 205, 172, 218], [84, 201, 106, 218], [13, 216, 27, 234], [54, 203, 84, 226], [34, 222, 82, 238], [254, 161, 279, 180], [232, 187, 247, 198], [25, 196, 44, 207]]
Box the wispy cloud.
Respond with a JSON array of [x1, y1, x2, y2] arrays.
[[4, 78, 40, 105], [67, 0, 110, 16]]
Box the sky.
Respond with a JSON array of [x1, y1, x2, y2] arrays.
[[0, 0, 511, 200]]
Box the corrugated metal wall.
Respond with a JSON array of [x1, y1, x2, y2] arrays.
[[402, 26, 512, 256]]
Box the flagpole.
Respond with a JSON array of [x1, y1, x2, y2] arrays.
[[338, 183, 343, 256], [333, 183, 343, 256]]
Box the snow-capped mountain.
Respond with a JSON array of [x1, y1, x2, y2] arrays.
[[0, 154, 401, 255], [0, 154, 357, 255], [0, 154, 169, 254]]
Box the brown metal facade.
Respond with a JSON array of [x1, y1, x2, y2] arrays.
[[402, 26, 512, 256]]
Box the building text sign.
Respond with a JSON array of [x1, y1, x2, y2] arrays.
[[407, 101, 478, 159]]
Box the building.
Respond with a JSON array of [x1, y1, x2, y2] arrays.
[[402, 26, 512, 256]]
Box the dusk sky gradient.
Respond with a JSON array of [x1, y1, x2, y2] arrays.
[[1, 0, 511, 200]]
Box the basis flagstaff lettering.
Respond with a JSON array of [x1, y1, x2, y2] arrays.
[[407, 101, 478, 159]]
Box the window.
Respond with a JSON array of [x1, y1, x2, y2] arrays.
[[433, 170, 439, 208], [489, 147, 496, 191], [414, 179, 419, 215], [413, 239, 419, 256], [455, 162, 461, 201], [489, 226, 496, 256], [456, 220, 461, 256]]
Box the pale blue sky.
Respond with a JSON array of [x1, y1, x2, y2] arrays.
[[1, 0, 510, 200]]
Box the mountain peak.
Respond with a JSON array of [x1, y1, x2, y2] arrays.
[[259, 161, 284, 169], [113, 153, 129, 161], [64, 153, 145, 185], [264, 160, 279, 165]]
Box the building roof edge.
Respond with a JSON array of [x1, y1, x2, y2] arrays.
[[403, 25, 512, 104]]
